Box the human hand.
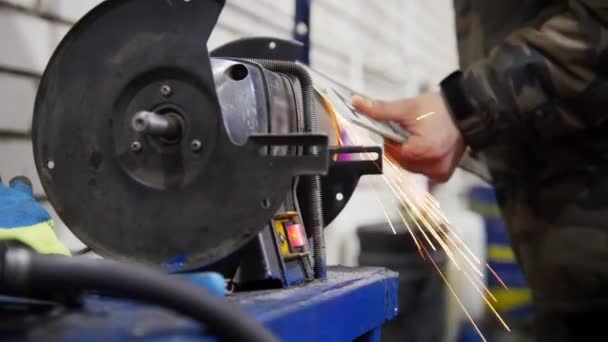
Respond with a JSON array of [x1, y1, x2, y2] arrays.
[[0, 176, 70, 255], [351, 91, 466, 182]]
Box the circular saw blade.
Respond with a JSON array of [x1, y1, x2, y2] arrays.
[[32, 0, 295, 271]]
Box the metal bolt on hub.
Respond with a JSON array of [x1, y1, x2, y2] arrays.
[[160, 84, 172, 97], [130, 141, 142, 153], [191, 139, 202, 152]]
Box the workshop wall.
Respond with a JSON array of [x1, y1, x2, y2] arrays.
[[0, 0, 459, 252]]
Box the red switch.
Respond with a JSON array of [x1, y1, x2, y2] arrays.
[[286, 224, 306, 248]]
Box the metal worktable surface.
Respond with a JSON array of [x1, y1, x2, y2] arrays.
[[3, 266, 399, 342]]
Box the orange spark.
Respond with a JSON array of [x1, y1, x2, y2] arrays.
[[416, 111, 436, 121], [486, 263, 510, 291], [421, 244, 488, 342]]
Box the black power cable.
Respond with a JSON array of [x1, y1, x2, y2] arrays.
[[0, 242, 277, 342]]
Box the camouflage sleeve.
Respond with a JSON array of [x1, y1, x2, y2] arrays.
[[440, 0, 608, 149]]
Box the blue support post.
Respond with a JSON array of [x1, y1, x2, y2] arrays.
[[294, 0, 311, 65]]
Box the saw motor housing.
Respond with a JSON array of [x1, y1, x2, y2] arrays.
[[32, 0, 383, 289]]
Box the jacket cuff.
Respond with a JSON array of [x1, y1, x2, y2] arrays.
[[440, 71, 493, 150]]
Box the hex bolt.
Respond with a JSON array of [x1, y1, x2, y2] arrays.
[[191, 139, 202, 152], [160, 84, 172, 97], [130, 141, 143, 153]]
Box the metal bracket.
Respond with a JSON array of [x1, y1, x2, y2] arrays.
[[321, 146, 383, 226], [249, 133, 329, 176]]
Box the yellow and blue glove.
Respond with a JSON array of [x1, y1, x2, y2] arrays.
[[0, 176, 70, 256]]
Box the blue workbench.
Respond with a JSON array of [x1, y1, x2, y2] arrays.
[[3, 266, 398, 342]]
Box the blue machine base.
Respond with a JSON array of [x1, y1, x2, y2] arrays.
[[6, 266, 399, 342]]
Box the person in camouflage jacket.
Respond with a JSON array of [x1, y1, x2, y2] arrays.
[[352, 1, 608, 340]]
